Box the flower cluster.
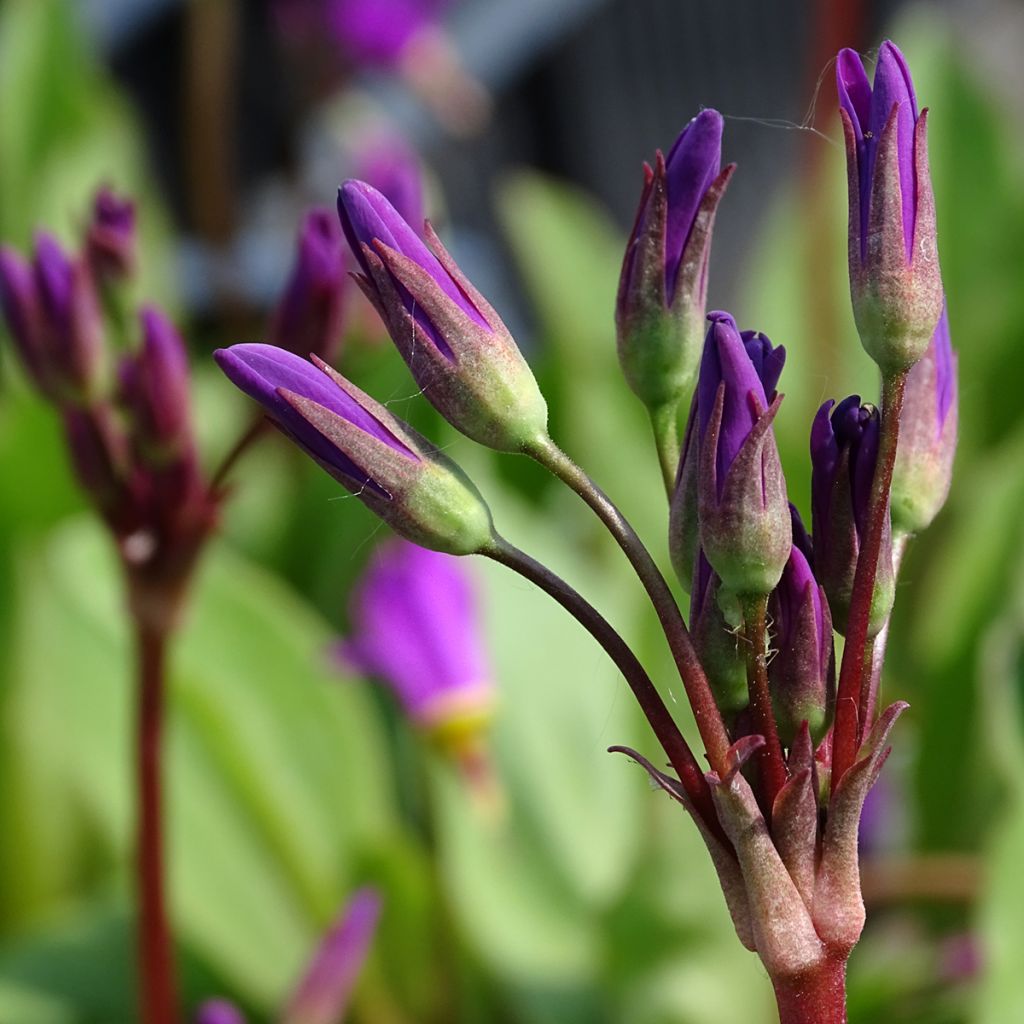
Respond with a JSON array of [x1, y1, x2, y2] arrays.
[[216, 38, 956, 1022]]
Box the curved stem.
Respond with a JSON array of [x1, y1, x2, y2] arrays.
[[740, 594, 788, 811], [649, 402, 681, 499], [525, 435, 731, 776], [831, 371, 907, 789], [135, 621, 179, 1024], [482, 535, 721, 839]]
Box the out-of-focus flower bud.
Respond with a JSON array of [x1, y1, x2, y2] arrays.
[[270, 209, 346, 364], [768, 511, 833, 744], [695, 312, 790, 598], [354, 135, 424, 234], [890, 303, 957, 535], [338, 538, 494, 748], [810, 397, 895, 636], [85, 186, 137, 284], [338, 180, 548, 452], [837, 42, 942, 374], [215, 343, 495, 554], [691, 552, 747, 717], [195, 1000, 247, 1024], [616, 110, 734, 413], [0, 246, 52, 396], [281, 887, 382, 1024]]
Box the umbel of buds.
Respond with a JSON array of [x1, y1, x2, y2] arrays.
[[811, 396, 896, 636], [838, 42, 943, 374], [215, 344, 495, 555], [890, 304, 957, 534], [616, 110, 734, 415], [338, 180, 549, 453]]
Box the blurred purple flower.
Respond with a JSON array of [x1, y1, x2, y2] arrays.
[[352, 136, 424, 234], [282, 887, 382, 1024], [195, 1000, 247, 1024], [338, 538, 493, 730], [86, 186, 137, 283]]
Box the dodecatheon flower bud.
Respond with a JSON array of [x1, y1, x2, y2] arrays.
[[690, 552, 747, 717], [768, 519, 833, 745], [270, 209, 346, 364], [811, 396, 896, 636], [338, 538, 494, 748], [338, 180, 548, 452], [85, 186, 137, 284], [215, 343, 495, 554], [0, 236, 105, 403], [890, 303, 957, 535], [837, 42, 942, 374], [281, 887, 382, 1024], [616, 110, 734, 413], [195, 1000, 247, 1024], [691, 312, 790, 598]]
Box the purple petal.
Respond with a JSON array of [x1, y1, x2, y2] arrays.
[[663, 109, 722, 300], [354, 136, 424, 233], [931, 304, 956, 430], [836, 48, 871, 139], [33, 233, 74, 329]]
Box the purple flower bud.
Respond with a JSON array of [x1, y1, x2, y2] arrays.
[[325, 0, 449, 69], [837, 42, 943, 373], [890, 303, 957, 534], [338, 539, 494, 734], [0, 246, 51, 396], [810, 396, 895, 635], [215, 343, 494, 554], [768, 520, 833, 745], [688, 312, 791, 597], [616, 111, 734, 412], [85, 186, 137, 283], [690, 551, 748, 717], [195, 1000, 247, 1024], [282, 887, 382, 1024], [353, 135, 424, 235], [270, 209, 346, 364], [338, 180, 548, 452]]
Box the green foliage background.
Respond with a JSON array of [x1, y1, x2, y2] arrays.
[[1, 2, 1022, 1022]]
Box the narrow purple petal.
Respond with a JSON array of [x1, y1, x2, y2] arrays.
[[33, 233, 74, 329], [932, 305, 956, 430]]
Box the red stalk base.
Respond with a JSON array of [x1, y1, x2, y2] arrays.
[[772, 957, 848, 1024]]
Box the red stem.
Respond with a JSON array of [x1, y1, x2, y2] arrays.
[[831, 372, 907, 788], [772, 957, 848, 1024], [136, 621, 179, 1024]]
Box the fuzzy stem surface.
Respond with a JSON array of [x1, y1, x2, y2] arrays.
[[831, 371, 907, 788], [772, 957, 848, 1024], [526, 435, 732, 776]]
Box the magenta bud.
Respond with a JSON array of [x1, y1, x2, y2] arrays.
[[0, 246, 52, 396], [353, 134, 424, 235], [695, 312, 791, 598], [338, 539, 494, 738], [215, 343, 495, 554], [768, 513, 833, 744], [270, 208, 346, 363], [282, 887, 382, 1024], [890, 303, 957, 534], [338, 180, 548, 452], [810, 397, 895, 636], [195, 1000, 247, 1024], [616, 110, 734, 413], [85, 186, 137, 284], [837, 42, 943, 374]]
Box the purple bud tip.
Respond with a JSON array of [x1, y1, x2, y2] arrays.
[[283, 887, 383, 1024], [94, 186, 136, 233], [32, 232, 74, 326], [214, 343, 415, 486], [353, 135, 424, 233], [343, 538, 493, 726], [195, 999, 247, 1024]]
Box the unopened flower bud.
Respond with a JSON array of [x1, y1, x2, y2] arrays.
[[616, 110, 734, 414], [85, 186, 137, 284], [338, 539, 494, 748], [215, 343, 495, 554], [353, 134, 424, 234], [270, 208, 346, 363], [339, 180, 548, 452], [694, 312, 791, 598], [810, 397, 895, 636], [281, 888, 381, 1024], [890, 303, 957, 534], [837, 42, 943, 374], [768, 512, 833, 745], [195, 1000, 246, 1024], [691, 552, 747, 716], [0, 246, 52, 396]]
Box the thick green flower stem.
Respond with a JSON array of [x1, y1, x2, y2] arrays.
[[483, 536, 722, 839], [525, 435, 732, 777], [134, 619, 179, 1024], [648, 402, 681, 499], [771, 957, 849, 1024], [740, 594, 788, 810], [831, 371, 908, 788]]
